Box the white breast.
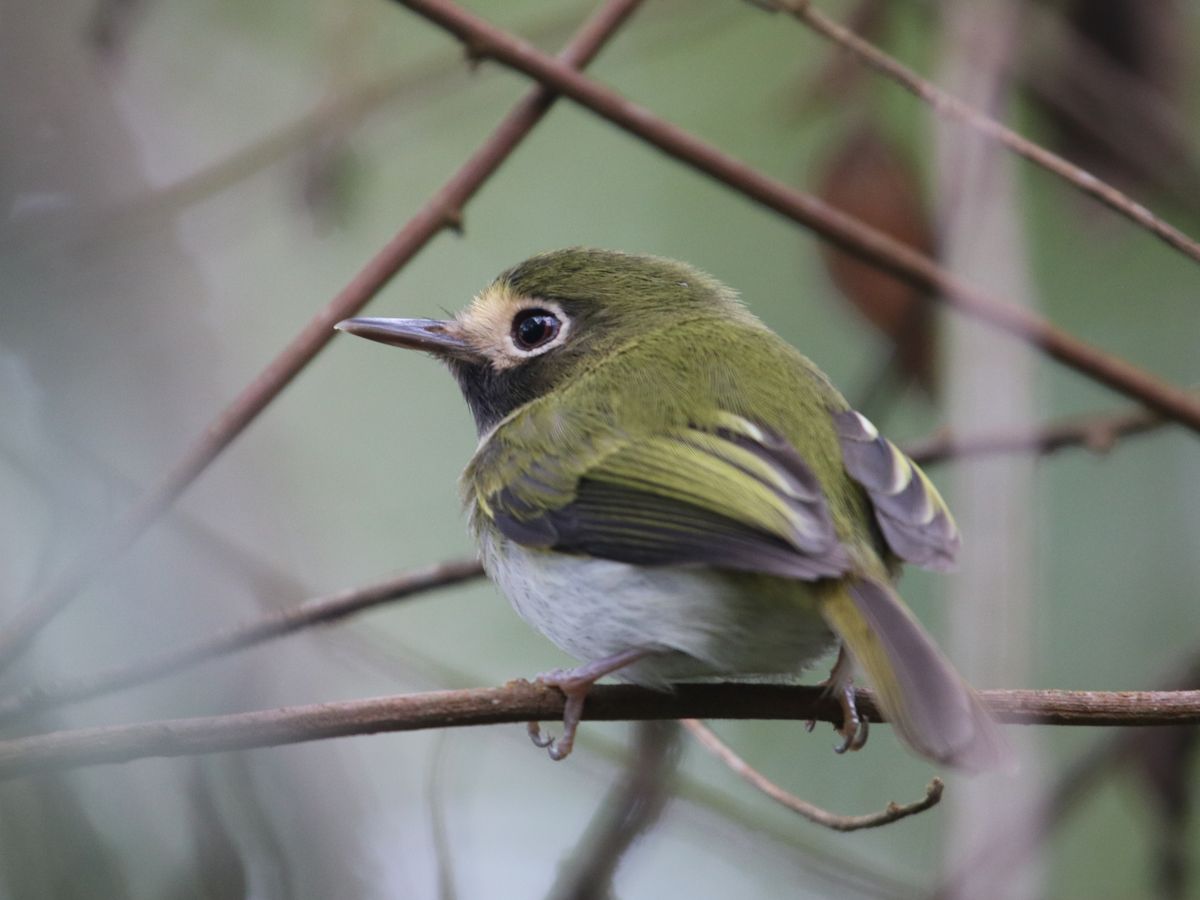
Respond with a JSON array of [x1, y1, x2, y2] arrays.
[[478, 531, 837, 687]]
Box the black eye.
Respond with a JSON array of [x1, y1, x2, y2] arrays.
[[511, 308, 562, 351]]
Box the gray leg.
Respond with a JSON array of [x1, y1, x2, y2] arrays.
[[528, 647, 653, 761], [826, 645, 869, 754], [806, 646, 869, 754]]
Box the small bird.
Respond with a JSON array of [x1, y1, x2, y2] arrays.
[[337, 248, 1002, 769]]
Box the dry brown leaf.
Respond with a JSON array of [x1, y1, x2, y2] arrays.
[[814, 124, 938, 397]]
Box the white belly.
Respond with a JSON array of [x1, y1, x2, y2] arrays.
[[479, 532, 837, 687]]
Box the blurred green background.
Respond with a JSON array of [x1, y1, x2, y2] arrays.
[[2, 0, 1198, 897]]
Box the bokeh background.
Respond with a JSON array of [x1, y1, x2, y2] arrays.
[[2, 0, 1198, 897]]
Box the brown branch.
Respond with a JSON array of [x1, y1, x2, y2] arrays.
[[766, 0, 1200, 267], [683, 719, 943, 832], [0, 559, 483, 727], [0, 684, 1198, 782], [904, 401, 1172, 467], [394, 0, 1200, 435], [0, 0, 644, 679]]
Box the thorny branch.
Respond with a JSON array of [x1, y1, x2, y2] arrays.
[[683, 719, 943, 831], [0, 0, 644, 678], [0, 684, 1198, 782], [763, 0, 1200, 267]]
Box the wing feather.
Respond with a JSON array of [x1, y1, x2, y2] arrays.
[[833, 409, 960, 571], [481, 418, 853, 581]]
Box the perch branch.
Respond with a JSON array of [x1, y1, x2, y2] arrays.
[[764, 0, 1200, 267], [0, 0, 643, 678], [0, 684, 1198, 782], [683, 719, 943, 831], [392, 0, 1200, 436]]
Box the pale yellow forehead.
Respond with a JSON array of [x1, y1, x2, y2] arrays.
[[454, 283, 569, 370]]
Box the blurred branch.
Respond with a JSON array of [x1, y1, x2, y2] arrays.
[[550, 720, 682, 900], [0, 560, 482, 727], [1, 684, 1199, 782], [392, 0, 1200, 434], [426, 732, 459, 900], [1021, 1, 1200, 210], [904, 399, 1174, 466], [3, 5, 592, 253], [760, 0, 1200, 266], [683, 719, 943, 831], [0, 0, 644, 679]]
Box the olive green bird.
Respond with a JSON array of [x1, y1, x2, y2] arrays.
[[338, 248, 1003, 769]]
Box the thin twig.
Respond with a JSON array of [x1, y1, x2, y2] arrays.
[[904, 401, 1171, 467], [683, 719, 942, 832], [0, 684, 1198, 782], [0, 0, 644, 679], [394, 0, 1200, 435], [764, 0, 1200, 267], [0, 560, 483, 727]]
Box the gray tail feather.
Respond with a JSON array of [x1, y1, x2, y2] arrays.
[[826, 578, 1009, 771]]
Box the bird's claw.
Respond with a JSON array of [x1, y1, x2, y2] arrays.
[[831, 680, 869, 754], [526, 718, 578, 760], [811, 647, 870, 756], [527, 720, 554, 749], [520, 649, 652, 761]]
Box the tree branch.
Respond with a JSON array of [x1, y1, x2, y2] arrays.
[[683, 719, 943, 831], [1, 684, 1198, 782], [392, 0, 1200, 435], [0, 559, 483, 726], [0, 0, 644, 679], [904, 399, 1173, 467], [764, 0, 1200, 267]]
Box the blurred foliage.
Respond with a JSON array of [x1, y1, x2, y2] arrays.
[[1, 0, 1198, 897]]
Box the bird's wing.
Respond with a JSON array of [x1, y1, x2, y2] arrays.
[[475, 413, 853, 581], [833, 409, 960, 571]]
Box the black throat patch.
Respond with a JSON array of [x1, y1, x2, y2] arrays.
[[446, 359, 543, 434]]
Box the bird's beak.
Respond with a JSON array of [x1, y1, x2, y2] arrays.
[[335, 317, 480, 361]]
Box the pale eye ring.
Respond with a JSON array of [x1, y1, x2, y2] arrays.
[[511, 308, 562, 351]]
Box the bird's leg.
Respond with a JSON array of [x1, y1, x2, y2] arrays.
[[806, 646, 869, 754], [527, 647, 652, 761]]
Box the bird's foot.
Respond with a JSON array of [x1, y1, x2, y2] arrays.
[[525, 648, 650, 761], [831, 679, 869, 754], [806, 646, 869, 754]]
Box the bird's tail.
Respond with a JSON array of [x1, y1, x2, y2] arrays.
[[820, 578, 1007, 771]]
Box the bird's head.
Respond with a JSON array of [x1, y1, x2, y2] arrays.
[[337, 247, 755, 432]]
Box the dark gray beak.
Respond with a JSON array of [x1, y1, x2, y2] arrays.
[[335, 317, 478, 361]]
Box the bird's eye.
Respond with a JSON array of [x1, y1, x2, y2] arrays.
[[511, 308, 562, 351]]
